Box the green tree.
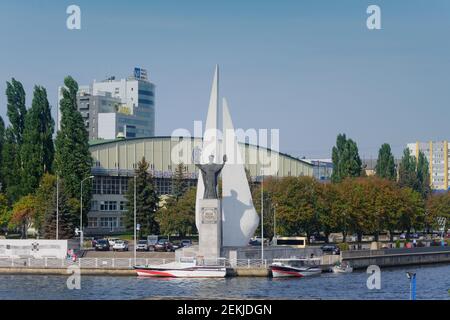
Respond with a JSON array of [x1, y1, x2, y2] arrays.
[[0, 194, 10, 231], [398, 148, 417, 190], [375, 143, 396, 180], [21, 86, 55, 195], [157, 187, 197, 237], [6, 78, 27, 145], [331, 134, 362, 183], [416, 151, 431, 199], [172, 162, 187, 200], [397, 187, 425, 238], [34, 174, 57, 235], [42, 179, 74, 239], [2, 78, 27, 202], [398, 149, 431, 199], [125, 157, 160, 237], [0, 116, 4, 190], [257, 176, 320, 241], [54, 76, 92, 226], [426, 192, 450, 231], [9, 195, 37, 239], [317, 183, 339, 243], [1, 128, 22, 202]]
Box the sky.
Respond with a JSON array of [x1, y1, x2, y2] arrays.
[[0, 0, 449, 159]]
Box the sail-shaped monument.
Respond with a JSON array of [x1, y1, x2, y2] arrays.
[[194, 66, 259, 255]]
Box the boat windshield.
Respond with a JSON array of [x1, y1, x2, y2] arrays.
[[274, 258, 320, 267]]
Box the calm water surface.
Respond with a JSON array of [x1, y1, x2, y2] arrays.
[[0, 264, 449, 300]]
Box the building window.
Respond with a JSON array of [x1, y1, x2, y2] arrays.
[[91, 200, 98, 211], [100, 201, 117, 211], [120, 201, 128, 211], [88, 217, 98, 227], [138, 90, 154, 97]]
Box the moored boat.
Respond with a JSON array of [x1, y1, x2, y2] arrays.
[[332, 262, 353, 274], [270, 258, 322, 278], [134, 259, 226, 278]]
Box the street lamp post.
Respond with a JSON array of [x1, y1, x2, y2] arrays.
[[56, 176, 59, 240], [273, 203, 277, 239], [80, 176, 94, 250], [260, 168, 264, 262], [134, 175, 137, 266], [406, 272, 417, 300]]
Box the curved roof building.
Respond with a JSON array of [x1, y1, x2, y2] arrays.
[[86, 136, 313, 235]]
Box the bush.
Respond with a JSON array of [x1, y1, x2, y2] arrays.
[[338, 242, 349, 251], [395, 240, 401, 248]]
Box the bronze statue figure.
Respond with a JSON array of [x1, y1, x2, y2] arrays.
[[195, 154, 227, 199]]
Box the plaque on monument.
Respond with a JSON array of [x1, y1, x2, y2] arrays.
[[201, 207, 218, 224]]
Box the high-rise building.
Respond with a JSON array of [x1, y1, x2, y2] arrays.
[[58, 67, 155, 140], [407, 141, 450, 190]]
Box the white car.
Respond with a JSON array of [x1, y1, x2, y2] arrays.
[[113, 240, 129, 251], [108, 238, 120, 246]]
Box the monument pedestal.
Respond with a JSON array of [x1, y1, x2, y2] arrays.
[[198, 199, 222, 260]]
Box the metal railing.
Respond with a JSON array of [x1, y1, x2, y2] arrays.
[[0, 257, 174, 270], [0, 256, 338, 270]]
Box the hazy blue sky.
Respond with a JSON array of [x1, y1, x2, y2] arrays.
[[1, 0, 449, 158]]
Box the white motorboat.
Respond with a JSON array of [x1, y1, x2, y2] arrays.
[[134, 258, 226, 278], [332, 262, 353, 274], [270, 258, 322, 278]]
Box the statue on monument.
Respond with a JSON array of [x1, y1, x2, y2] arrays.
[[194, 153, 227, 199]]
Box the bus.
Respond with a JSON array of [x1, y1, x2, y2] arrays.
[[271, 236, 307, 248]]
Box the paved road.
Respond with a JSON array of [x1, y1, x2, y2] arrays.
[[83, 249, 175, 259]]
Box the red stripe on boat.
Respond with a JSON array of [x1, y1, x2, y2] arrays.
[[136, 269, 174, 277]]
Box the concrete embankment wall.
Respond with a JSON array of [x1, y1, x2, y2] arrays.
[[0, 268, 136, 276], [0, 267, 269, 277], [342, 247, 450, 269]]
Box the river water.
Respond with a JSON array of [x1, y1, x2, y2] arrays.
[[0, 264, 449, 300]]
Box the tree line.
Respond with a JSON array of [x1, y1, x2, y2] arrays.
[[253, 134, 447, 243], [0, 77, 92, 238], [123, 133, 449, 243]]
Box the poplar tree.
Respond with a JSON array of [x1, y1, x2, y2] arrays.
[[375, 143, 396, 180], [172, 162, 187, 200], [43, 180, 74, 239], [54, 76, 92, 225], [21, 86, 55, 195], [6, 78, 27, 145], [0, 116, 4, 191], [125, 157, 160, 237], [398, 149, 431, 199], [331, 134, 363, 183], [416, 151, 431, 199], [2, 79, 27, 202]]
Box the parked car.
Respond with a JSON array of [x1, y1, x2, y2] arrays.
[[113, 240, 129, 251], [172, 242, 181, 250], [94, 239, 110, 251], [181, 239, 192, 247], [309, 233, 328, 243], [136, 240, 149, 252], [147, 235, 159, 251], [108, 238, 120, 247], [154, 239, 174, 252], [321, 244, 340, 255], [91, 236, 102, 247]]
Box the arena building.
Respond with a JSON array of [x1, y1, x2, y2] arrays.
[[86, 136, 313, 235]]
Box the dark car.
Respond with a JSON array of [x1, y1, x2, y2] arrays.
[[321, 244, 340, 255], [94, 239, 110, 251], [181, 239, 192, 248], [91, 236, 102, 247], [154, 239, 174, 252]]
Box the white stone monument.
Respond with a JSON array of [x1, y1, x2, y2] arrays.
[[193, 65, 259, 260]]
